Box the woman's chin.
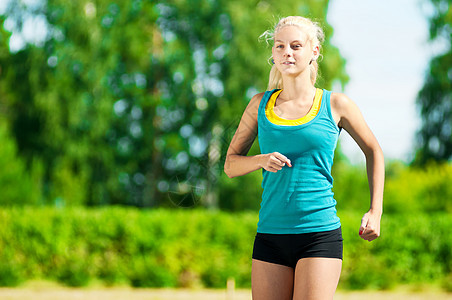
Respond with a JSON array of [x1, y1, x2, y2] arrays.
[[280, 69, 303, 77]]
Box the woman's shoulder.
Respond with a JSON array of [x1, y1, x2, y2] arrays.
[[329, 91, 355, 112], [329, 91, 364, 127], [251, 91, 266, 104], [330, 91, 350, 103], [245, 91, 267, 112], [236, 92, 267, 123]]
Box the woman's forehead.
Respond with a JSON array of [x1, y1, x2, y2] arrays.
[[274, 25, 309, 42]]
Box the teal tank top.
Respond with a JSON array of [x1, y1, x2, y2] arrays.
[[257, 88, 341, 234]]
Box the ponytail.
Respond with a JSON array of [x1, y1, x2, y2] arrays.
[[268, 64, 283, 90], [310, 60, 319, 86]]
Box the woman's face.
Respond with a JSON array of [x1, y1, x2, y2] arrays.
[[272, 25, 318, 76]]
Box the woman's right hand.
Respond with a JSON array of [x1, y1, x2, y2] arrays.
[[259, 152, 292, 173]]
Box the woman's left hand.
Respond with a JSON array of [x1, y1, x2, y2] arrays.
[[359, 210, 381, 242]]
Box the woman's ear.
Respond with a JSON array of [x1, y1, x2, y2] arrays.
[[312, 44, 320, 61]]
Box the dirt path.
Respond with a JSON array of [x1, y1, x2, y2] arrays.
[[0, 288, 450, 300]]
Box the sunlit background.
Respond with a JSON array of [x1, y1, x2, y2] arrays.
[[0, 0, 450, 297], [1, 0, 448, 163]]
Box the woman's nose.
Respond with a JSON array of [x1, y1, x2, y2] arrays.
[[284, 48, 293, 57]]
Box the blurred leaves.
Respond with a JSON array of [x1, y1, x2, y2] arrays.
[[0, 120, 41, 205], [414, 0, 452, 164], [0, 0, 347, 207], [0, 207, 450, 290], [384, 161, 452, 214]]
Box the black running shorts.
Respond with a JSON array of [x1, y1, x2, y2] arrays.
[[252, 227, 343, 269]]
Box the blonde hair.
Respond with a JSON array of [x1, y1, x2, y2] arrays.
[[260, 16, 325, 90]]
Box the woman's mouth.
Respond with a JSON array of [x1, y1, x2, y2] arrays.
[[283, 61, 295, 65]]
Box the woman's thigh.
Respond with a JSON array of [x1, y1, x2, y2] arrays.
[[251, 259, 294, 300], [292, 257, 342, 300]]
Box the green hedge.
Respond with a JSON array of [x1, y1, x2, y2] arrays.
[[339, 211, 452, 290], [0, 207, 451, 290], [384, 162, 452, 214], [333, 161, 452, 214]]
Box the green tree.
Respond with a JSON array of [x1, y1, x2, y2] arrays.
[[0, 16, 41, 205], [2, 1, 161, 206], [0, 0, 348, 208], [0, 120, 41, 205], [414, 0, 452, 164]]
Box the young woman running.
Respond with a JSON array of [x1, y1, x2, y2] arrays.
[[224, 16, 384, 300]]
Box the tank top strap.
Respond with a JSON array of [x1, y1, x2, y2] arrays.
[[258, 89, 280, 123], [320, 89, 341, 131]]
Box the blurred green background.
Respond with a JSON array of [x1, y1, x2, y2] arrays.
[[0, 0, 451, 292]]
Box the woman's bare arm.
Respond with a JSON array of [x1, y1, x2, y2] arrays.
[[224, 93, 291, 178], [331, 93, 385, 241]]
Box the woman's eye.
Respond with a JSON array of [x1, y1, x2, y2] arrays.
[[276, 45, 284, 48], [292, 44, 301, 49]]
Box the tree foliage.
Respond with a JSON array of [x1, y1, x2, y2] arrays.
[[414, 0, 452, 164], [0, 0, 348, 207]]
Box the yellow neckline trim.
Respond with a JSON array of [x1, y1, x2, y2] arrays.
[[265, 88, 323, 126]]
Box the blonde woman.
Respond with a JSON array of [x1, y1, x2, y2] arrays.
[[224, 16, 384, 299]]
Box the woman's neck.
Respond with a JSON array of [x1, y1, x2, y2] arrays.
[[280, 73, 316, 102]]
